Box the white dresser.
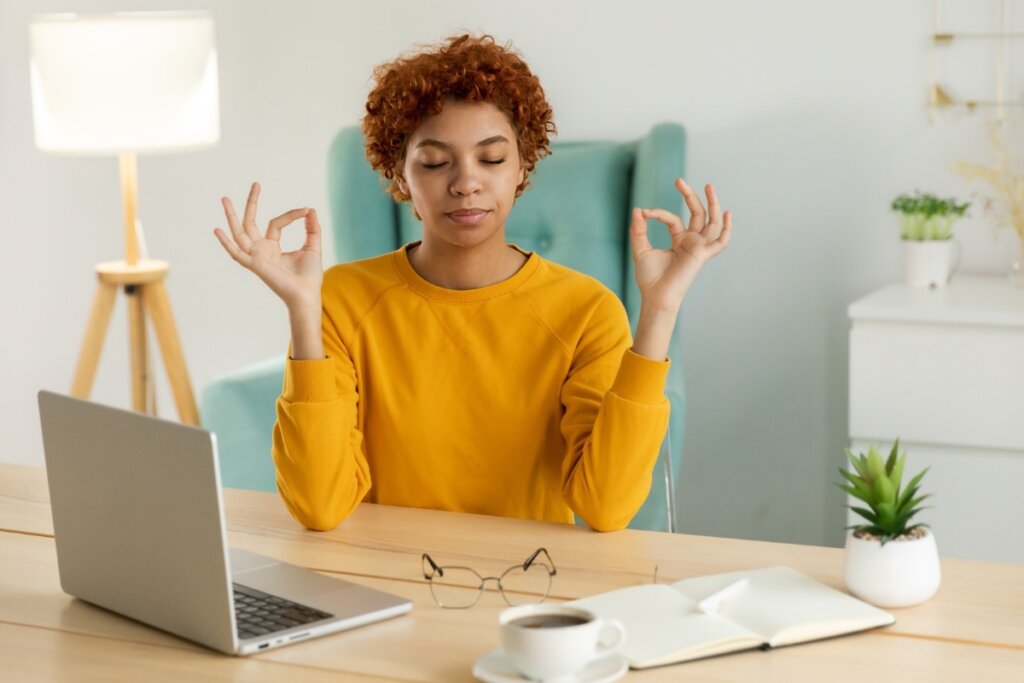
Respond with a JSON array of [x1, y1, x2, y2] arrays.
[[848, 276, 1024, 563]]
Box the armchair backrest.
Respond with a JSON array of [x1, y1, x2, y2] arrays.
[[325, 123, 687, 531]]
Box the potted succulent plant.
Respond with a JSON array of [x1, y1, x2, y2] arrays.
[[891, 191, 970, 288], [837, 440, 940, 608]]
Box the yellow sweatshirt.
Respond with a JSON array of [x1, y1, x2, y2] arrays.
[[272, 243, 670, 532]]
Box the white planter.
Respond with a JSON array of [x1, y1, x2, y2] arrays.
[[904, 240, 956, 288], [843, 530, 941, 608]]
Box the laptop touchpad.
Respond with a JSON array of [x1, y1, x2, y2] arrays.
[[234, 562, 340, 603], [229, 547, 280, 574]]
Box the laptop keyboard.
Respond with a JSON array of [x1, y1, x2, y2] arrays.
[[233, 583, 334, 640]]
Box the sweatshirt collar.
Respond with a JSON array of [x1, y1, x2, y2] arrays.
[[393, 241, 541, 303]]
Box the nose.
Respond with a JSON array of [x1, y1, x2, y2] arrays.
[[449, 162, 482, 197]]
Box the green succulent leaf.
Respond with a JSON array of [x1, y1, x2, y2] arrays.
[[838, 469, 872, 498], [838, 483, 875, 506], [897, 484, 920, 509], [873, 475, 896, 505], [846, 449, 870, 480], [889, 453, 906, 493], [885, 439, 901, 476], [876, 501, 897, 531], [850, 506, 881, 526], [897, 468, 930, 510], [866, 447, 887, 484], [899, 495, 931, 516]]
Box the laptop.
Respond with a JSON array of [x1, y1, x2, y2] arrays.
[[37, 390, 412, 655]]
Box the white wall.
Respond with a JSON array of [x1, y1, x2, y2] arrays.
[[1, 0, 1019, 547]]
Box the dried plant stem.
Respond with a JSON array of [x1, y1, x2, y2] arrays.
[[954, 121, 1024, 248]]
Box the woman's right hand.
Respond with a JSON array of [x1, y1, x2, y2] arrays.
[[214, 182, 323, 312]]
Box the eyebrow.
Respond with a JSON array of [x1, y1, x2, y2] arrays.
[[415, 135, 511, 150]]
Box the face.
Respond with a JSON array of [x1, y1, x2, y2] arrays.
[[400, 100, 525, 250]]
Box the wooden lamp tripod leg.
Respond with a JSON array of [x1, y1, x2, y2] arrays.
[[70, 281, 119, 399], [126, 284, 153, 414], [143, 281, 199, 425]]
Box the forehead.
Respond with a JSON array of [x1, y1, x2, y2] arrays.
[[407, 100, 516, 148]]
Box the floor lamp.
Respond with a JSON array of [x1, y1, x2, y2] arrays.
[[29, 11, 220, 425]]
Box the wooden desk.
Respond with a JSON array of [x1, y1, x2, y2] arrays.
[[1, 464, 1021, 681]]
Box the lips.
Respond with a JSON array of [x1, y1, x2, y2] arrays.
[[445, 209, 490, 225]]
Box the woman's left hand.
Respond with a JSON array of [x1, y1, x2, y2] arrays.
[[630, 178, 732, 314]]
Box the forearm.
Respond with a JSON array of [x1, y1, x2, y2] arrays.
[[631, 304, 679, 361], [288, 301, 325, 360]]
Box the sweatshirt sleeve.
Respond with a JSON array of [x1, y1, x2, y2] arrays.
[[271, 307, 371, 531], [559, 292, 671, 532]]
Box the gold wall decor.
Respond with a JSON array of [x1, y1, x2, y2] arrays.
[[929, 0, 1024, 122]]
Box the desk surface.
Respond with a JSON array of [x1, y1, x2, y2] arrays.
[[1, 463, 1021, 682]]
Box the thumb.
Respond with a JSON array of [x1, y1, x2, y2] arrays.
[[629, 207, 651, 260], [303, 208, 322, 254]]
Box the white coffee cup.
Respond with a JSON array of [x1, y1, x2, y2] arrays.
[[498, 604, 626, 682]]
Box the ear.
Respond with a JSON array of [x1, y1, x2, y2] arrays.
[[517, 163, 526, 187], [395, 173, 408, 196]]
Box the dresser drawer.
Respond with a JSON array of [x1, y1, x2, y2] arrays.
[[849, 320, 1024, 450]]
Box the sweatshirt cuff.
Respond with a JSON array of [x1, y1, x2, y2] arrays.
[[282, 356, 338, 402], [609, 349, 671, 404]]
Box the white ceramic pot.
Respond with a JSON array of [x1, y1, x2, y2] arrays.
[[843, 530, 941, 608], [904, 240, 957, 288]]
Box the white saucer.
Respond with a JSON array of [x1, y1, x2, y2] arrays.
[[472, 649, 628, 683]]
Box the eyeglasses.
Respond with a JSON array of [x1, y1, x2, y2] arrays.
[[421, 547, 557, 609]]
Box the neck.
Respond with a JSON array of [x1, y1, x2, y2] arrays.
[[408, 233, 527, 290]]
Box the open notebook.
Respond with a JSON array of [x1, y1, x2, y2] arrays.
[[569, 566, 894, 668]]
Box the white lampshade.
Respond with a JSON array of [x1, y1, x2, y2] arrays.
[[29, 11, 220, 155]]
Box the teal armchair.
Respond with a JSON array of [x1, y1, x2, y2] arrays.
[[202, 123, 687, 532]]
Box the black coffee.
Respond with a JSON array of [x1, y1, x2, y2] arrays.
[[510, 615, 589, 629]]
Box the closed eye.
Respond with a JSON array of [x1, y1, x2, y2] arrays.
[[421, 159, 506, 170]]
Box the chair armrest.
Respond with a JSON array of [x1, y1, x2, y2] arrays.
[[200, 356, 285, 492]]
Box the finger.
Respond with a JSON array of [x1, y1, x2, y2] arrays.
[[705, 183, 723, 240], [705, 211, 733, 257], [242, 182, 262, 242], [221, 196, 253, 251], [302, 208, 322, 253], [675, 178, 707, 233], [716, 211, 733, 250], [629, 207, 653, 259], [642, 207, 686, 247], [213, 227, 253, 268], [266, 208, 310, 241]]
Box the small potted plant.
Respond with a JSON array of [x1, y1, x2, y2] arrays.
[[837, 440, 940, 608], [891, 191, 970, 288]]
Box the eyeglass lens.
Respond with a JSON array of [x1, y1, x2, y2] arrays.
[[429, 566, 484, 608], [499, 561, 553, 605]]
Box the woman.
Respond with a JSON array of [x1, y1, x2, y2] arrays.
[[214, 35, 731, 532]]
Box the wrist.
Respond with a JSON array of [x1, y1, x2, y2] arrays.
[[632, 306, 678, 361], [287, 296, 321, 323], [638, 300, 680, 321]]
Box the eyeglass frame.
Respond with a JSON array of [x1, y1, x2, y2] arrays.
[[421, 547, 557, 609]]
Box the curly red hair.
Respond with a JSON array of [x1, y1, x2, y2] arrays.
[[363, 34, 556, 202]]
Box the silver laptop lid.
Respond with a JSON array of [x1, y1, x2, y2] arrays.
[[38, 391, 237, 653]]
